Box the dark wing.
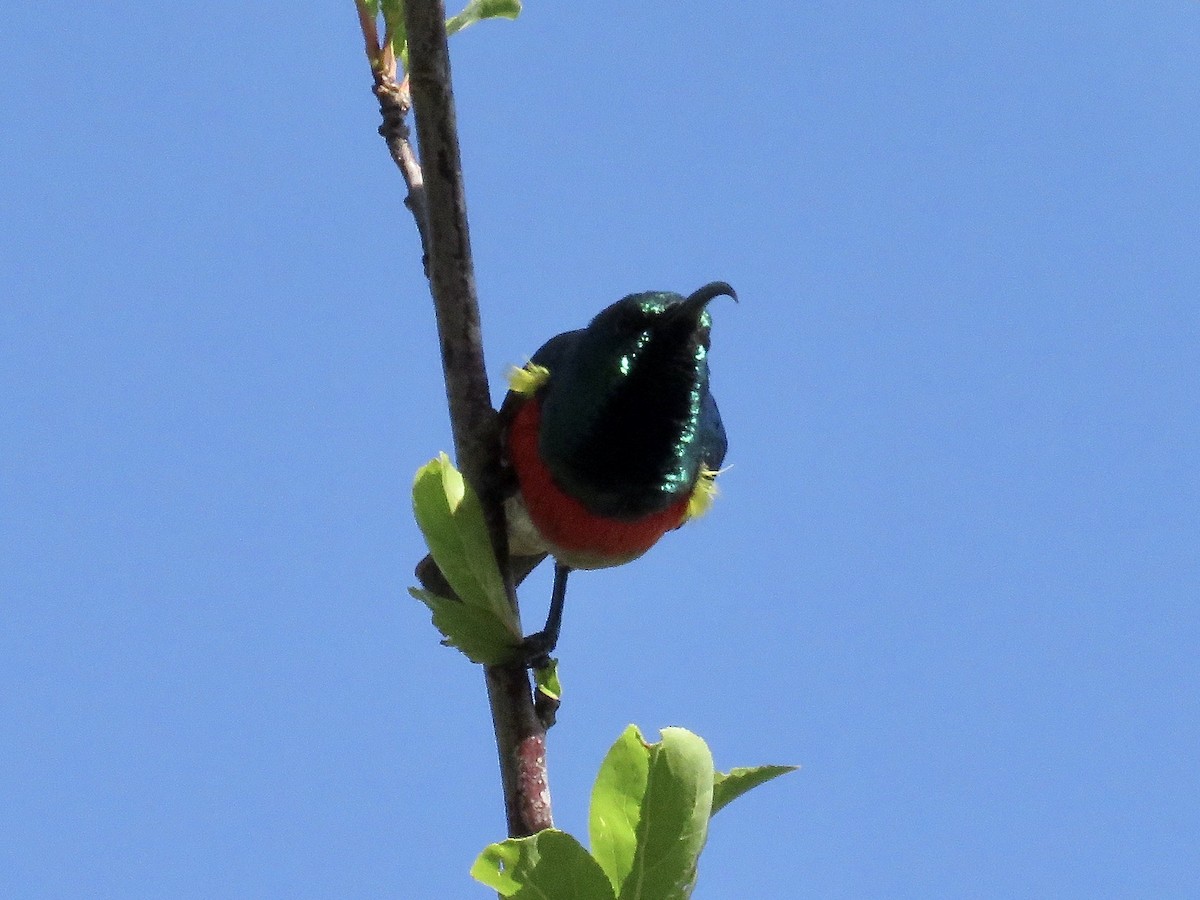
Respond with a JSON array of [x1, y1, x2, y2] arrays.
[[491, 329, 582, 579], [497, 328, 581, 433], [697, 389, 728, 471]]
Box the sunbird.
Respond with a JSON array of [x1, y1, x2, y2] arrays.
[[421, 282, 734, 666]]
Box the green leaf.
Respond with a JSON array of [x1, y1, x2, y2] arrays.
[[409, 588, 518, 665], [534, 659, 562, 701], [589, 726, 714, 900], [589, 726, 647, 892], [711, 765, 799, 816], [471, 829, 615, 900], [411, 453, 515, 634], [446, 0, 522, 37], [380, 0, 408, 68]]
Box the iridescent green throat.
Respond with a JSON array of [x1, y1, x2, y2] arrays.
[[537, 293, 714, 521]]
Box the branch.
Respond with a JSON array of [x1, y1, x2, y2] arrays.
[[356, 0, 553, 837], [376, 77, 430, 275], [353, 0, 430, 271]]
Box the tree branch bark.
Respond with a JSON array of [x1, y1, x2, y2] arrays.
[[358, 0, 553, 837]]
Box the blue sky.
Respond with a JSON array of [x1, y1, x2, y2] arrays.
[[2, 3, 1197, 898]]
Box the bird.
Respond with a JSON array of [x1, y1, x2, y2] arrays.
[[419, 281, 734, 667]]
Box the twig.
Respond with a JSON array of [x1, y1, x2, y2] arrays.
[[353, 0, 430, 272], [376, 78, 431, 276], [355, 0, 553, 837]]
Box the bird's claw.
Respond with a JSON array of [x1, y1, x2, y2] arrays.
[[519, 631, 556, 670]]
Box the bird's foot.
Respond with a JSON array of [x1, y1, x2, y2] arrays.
[[519, 630, 556, 670]]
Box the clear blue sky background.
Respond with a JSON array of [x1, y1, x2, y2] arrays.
[[3, 3, 1197, 898]]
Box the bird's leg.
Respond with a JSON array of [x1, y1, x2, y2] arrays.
[[521, 561, 571, 669]]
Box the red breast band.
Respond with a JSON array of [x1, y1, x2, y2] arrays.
[[507, 397, 688, 562]]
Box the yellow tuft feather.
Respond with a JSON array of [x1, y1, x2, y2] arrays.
[[686, 466, 721, 520], [507, 361, 551, 396]]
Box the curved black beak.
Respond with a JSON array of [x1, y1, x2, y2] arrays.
[[672, 281, 738, 321]]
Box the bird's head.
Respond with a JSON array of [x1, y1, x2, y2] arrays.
[[536, 282, 736, 518]]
